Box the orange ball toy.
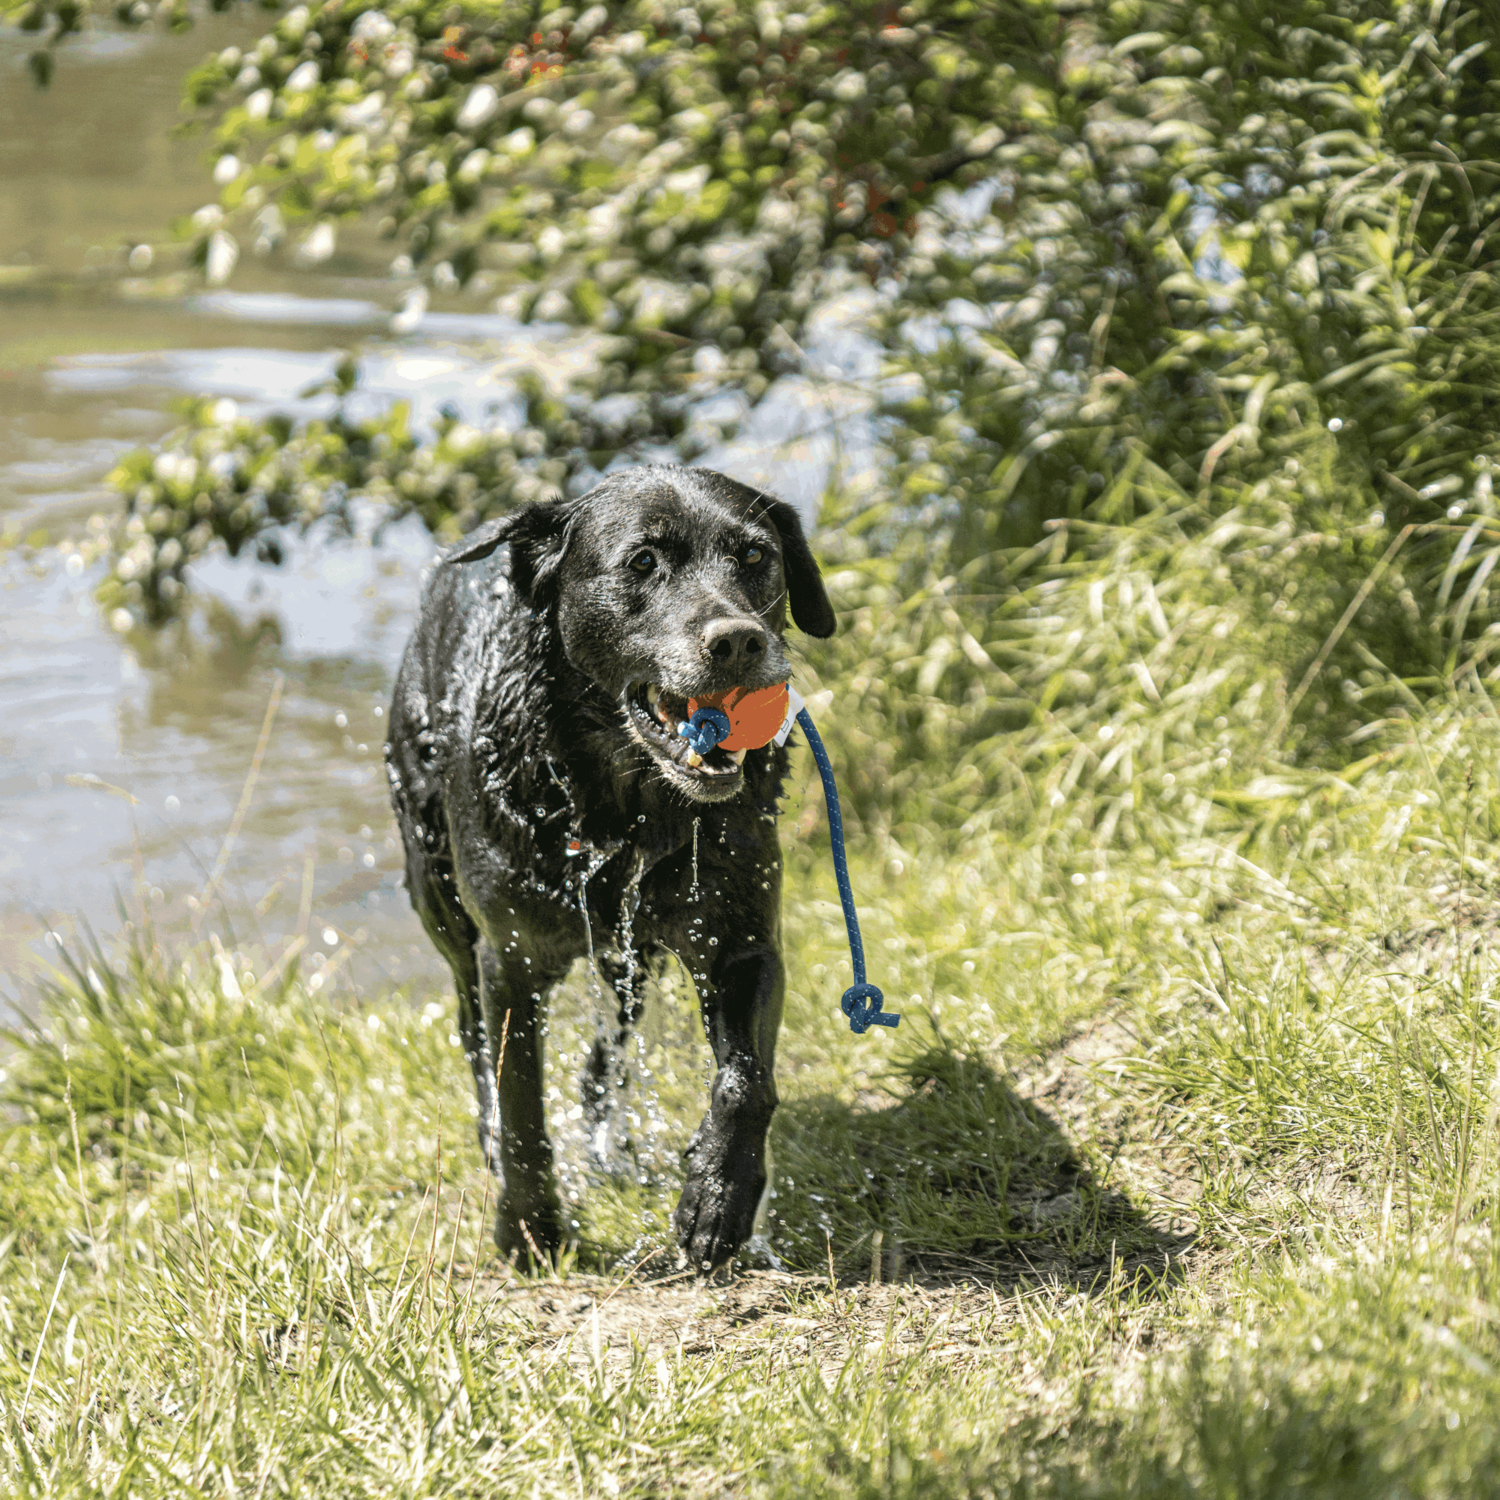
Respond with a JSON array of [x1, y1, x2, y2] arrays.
[[685, 682, 791, 752]]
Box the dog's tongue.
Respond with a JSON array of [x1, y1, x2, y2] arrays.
[[686, 683, 790, 752]]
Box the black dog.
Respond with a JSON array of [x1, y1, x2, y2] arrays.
[[385, 465, 835, 1269]]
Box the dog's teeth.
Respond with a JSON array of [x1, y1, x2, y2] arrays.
[[686, 750, 703, 768], [647, 684, 660, 706], [729, 749, 746, 766]]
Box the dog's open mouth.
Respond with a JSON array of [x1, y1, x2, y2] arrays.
[[625, 682, 745, 783]]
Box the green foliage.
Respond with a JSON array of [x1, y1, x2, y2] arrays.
[[99, 382, 574, 623], [140, 0, 1028, 515], [883, 0, 1500, 578], [69, 0, 1500, 840], [838, 0, 1500, 811], [808, 465, 1467, 847]]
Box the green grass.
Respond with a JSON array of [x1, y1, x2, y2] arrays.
[[7, 703, 1500, 1495]]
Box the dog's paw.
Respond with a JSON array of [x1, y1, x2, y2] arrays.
[[494, 1197, 563, 1269], [673, 1150, 765, 1271]]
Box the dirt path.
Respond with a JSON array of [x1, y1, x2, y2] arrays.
[[474, 1268, 1016, 1378], [469, 1015, 1201, 1374]]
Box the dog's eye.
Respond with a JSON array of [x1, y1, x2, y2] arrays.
[[742, 546, 764, 567], [629, 550, 656, 575]]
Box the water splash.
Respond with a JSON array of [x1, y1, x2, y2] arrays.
[[690, 816, 701, 904], [743, 1235, 787, 1271], [744, 1136, 784, 1267], [571, 838, 612, 1003], [616, 851, 647, 1008], [582, 852, 648, 1168]]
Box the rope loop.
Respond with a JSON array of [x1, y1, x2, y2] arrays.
[[796, 709, 900, 1036], [677, 706, 731, 755]]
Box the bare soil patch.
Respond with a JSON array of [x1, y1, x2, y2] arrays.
[[473, 1268, 1017, 1379]]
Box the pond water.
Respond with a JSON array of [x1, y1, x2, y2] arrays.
[[1, 18, 447, 996], [0, 19, 873, 1008]]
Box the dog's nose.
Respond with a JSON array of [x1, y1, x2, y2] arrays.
[[703, 618, 767, 673]]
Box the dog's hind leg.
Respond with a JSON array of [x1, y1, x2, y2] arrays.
[[478, 942, 568, 1264]]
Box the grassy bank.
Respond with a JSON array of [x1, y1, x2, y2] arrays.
[[5, 696, 1500, 1496]]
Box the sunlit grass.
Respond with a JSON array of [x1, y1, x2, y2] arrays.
[[6, 699, 1500, 1492]]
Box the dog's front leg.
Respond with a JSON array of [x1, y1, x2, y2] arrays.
[[673, 945, 783, 1270], [477, 942, 565, 1264]]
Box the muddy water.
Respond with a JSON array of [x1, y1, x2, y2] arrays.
[[1, 19, 466, 996]]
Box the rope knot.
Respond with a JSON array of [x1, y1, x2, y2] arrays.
[[677, 706, 731, 756], [841, 982, 898, 1034]]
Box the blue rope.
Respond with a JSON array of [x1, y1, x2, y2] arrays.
[[795, 709, 899, 1034], [677, 706, 731, 755], [677, 703, 898, 1035]]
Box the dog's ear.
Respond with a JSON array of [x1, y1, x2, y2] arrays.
[[445, 502, 576, 603], [444, 514, 514, 566], [761, 495, 836, 638]]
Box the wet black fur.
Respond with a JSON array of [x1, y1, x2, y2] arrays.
[[385, 465, 835, 1269]]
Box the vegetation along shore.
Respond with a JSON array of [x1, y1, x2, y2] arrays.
[[7, 0, 1500, 1492]]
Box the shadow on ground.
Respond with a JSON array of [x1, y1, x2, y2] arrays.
[[475, 1042, 1193, 1371], [768, 1044, 1190, 1292]]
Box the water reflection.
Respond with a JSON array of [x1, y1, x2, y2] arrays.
[[0, 533, 443, 995]]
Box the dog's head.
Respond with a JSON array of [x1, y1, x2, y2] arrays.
[[448, 466, 835, 802]]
